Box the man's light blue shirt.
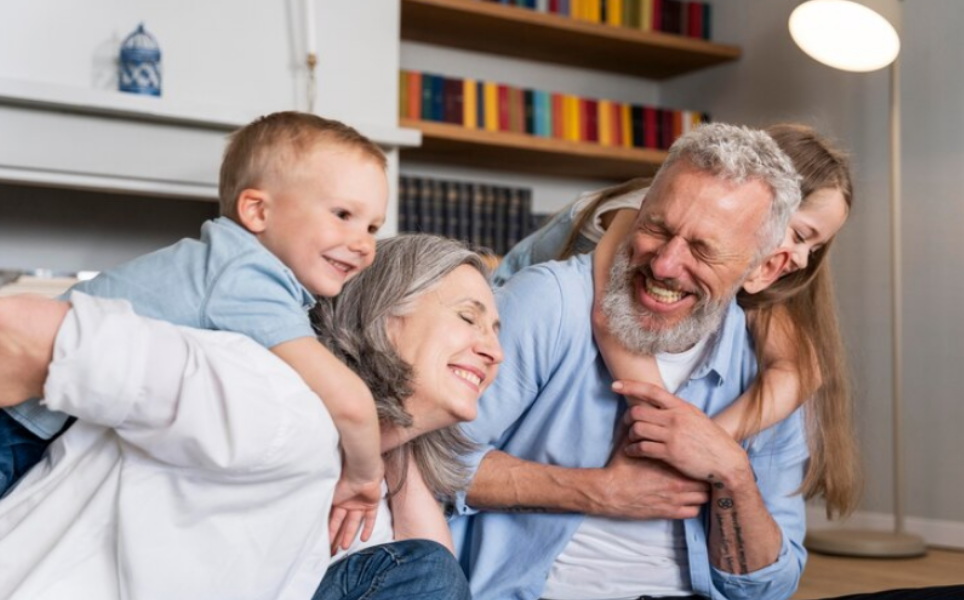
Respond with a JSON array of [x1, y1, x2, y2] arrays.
[[451, 253, 809, 600], [6, 217, 316, 438]]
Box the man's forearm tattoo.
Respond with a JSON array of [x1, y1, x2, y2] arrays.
[[713, 485, 749, 574]]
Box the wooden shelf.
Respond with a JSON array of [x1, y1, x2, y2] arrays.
[[400, 0, 741, 80], [399, 118, 666, 181]]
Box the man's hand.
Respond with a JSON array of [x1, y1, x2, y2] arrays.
[[0, 295, 70, 407], [618, 380, 751, 484], [594, 424, 709, 520]]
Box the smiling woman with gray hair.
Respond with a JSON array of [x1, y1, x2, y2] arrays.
[[0, 233, 502, 600]]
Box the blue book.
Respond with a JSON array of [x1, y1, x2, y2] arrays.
[[559, 0, 570, 16]]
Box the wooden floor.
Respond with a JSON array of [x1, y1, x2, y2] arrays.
[[793, 548, 964, 599]]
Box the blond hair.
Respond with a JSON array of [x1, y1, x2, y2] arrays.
[[218, 111, 386, 220]]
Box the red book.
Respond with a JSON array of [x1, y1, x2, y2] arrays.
[[661, 109, 674, 149], [444, 77, 462, 124], [407, 71, 422, 120], [611, 101, 622, 147], [644, 107, 658, 149], [689, 2, 702, 38], [549, 0, 559, 13], [672, 110, 683, 142], [585, 99, 598, 143], [498, 85, 510, 132], [652, 0, 663, 32]]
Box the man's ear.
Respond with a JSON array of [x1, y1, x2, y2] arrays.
[[235, 189, 271, 234], [743, 250, 791, 295]]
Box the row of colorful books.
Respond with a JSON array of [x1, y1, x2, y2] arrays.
[[400, 69, 710, 150], [478, 0, 712, 40], [399, 176, 535, 256]]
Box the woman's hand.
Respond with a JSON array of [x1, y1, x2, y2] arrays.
[[328, 471, 383, 553], [0, 295, 70, 407]]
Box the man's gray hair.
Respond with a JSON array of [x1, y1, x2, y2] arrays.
[[654, 123, 802, 260], [312, 234, 491, 500]]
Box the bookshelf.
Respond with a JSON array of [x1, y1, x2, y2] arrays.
[[399, 0, 741, 181], [400, 0, 741, 80], [400, 118, 665, 180]]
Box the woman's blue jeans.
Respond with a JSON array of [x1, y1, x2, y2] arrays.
[[312, 539, 470, 600]]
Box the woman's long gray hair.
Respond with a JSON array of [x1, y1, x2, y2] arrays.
[[312, 234, 491, 500]]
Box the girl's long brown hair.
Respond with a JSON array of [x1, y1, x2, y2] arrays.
[[556, 124, 860, 518]]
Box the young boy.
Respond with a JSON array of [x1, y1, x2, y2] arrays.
[[1, 112, 388, 539]]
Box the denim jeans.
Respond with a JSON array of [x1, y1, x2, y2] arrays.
[[0, 409, 50, 498], [313, 539, 470, 600]]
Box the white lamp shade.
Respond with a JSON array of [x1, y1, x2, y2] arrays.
[[789, 0, 901, 72]]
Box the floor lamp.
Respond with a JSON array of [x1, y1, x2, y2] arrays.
[[788, 0, 926, 558]]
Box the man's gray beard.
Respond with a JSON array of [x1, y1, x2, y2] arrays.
[[599, 246, 735, 355]]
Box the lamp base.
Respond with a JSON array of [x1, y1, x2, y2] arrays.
[[805, 529, 927, 558]]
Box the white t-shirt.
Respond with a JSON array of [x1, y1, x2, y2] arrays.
[[542, 337, 710, 600]]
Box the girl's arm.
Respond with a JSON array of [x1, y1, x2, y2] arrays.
[[713, 305, 820, 439], [388, 457, 455, 554], [592, 209, 665, 392]]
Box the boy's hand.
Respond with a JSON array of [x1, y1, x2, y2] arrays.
[[328, 472, 383, 553], [0, 295, 70, 407]]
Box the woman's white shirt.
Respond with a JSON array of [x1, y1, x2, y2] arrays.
[[0, 293, 388, 600]]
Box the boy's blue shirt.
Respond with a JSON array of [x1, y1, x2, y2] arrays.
[[5, 217, 317, 439]]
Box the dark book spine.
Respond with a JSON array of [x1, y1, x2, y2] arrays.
[[433, 75, 445, 122], [506, 186, 522, 251], [494, 186, 508, 255], [457, 182, 473, 243], [631, 104, 644, 148], [398, 175, 410, 232], [444, 180, 460, 238], [702, 2, 710, 40], [477, 80, 486, 130], [524, 89, 535, 135], [482, 185, 497, 252], [471, 183, 485, 247], [652, 0, 663, 31], [520, 188, 533, 239], [411, 178, 425, 233]]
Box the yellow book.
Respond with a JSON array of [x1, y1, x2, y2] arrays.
[[598, 100, 612, 146], [483, 81, 499, 132], [571, 0, 581, 20], [607, 0, 624, 26], [463, 78, 478, 129], [570, 95, 583, 142], [399, 70, 409, 118], [621, 102, 633, 148], [641, 0, 653, 31], [588, 0, 601, 22]]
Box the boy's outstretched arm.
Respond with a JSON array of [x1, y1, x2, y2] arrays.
[[271, 337, 384, 546]]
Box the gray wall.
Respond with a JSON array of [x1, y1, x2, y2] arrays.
[[663, 0, 964, 524]]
